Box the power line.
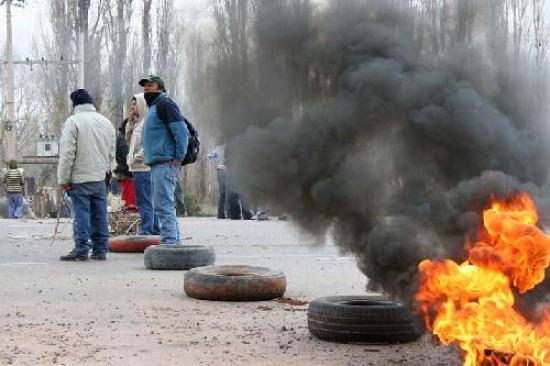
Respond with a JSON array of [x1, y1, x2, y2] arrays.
[[3, 59, 78, 65]]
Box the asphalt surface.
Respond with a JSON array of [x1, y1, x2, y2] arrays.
[[0, 217, 461, 365]]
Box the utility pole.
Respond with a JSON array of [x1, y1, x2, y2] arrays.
[[1, 0, 82, 165], [77, 0, 90, 88], [78, 0, 88, 88], [3, 0, 16, 163]]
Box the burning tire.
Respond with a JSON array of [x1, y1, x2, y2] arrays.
[[144, 245, 215, 270], [184, 265, 287, 301], [109, 235, 160, 253], [308, 296, 420, 343]]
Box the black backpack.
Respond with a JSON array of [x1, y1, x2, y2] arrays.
[[182, 117, 200, 166]]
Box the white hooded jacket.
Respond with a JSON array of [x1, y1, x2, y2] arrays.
[[57, 104, 116, 184], [125, 93, 150, 172]]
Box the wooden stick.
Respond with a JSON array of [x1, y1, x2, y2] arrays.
[[50, 188, 62, 246]]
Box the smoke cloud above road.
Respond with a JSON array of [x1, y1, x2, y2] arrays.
[[219, 0, 550, 305]]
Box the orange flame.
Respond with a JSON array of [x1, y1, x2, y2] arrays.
[[416, 193, 550, 365]]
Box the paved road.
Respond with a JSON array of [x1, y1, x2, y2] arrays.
[[0, 218, 460, 365]]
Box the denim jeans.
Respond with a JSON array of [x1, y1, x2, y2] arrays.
[[68, 181, 109, 256], [8, 193, 24, 219], [151, 164, 182, 245], [133, 171, 160, 235], [228, 191, 253, 220]]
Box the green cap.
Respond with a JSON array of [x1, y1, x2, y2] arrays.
[[139, 74, 165, 89]]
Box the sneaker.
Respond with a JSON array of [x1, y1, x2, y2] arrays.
[[60, 252, 89, 262], [90, 253, 106, 261]]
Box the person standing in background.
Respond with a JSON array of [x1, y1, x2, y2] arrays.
[[114, 119, 136, 209], [207, 145, 228, 219], [3, 160, 25, 219], [224, 144, 253, 220], [126, 93, 160, 235]]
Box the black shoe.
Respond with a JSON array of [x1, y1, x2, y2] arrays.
[[60, 252, 89, 262], [90, 253, 106, 261]]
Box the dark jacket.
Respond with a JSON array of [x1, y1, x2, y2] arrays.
[[113, 118, 133, 179], [142, 93, 189, 166]]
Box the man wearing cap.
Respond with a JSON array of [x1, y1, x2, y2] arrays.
[[139, 75, 189, 245], [58, 89, 116, 261]]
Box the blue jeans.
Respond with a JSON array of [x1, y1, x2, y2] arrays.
[[133, 171, 160, 235], [8, 193, 24, 219], [68, 181, 109, 256], [151, 164, 182, 245]]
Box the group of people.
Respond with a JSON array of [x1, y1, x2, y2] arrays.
[[57, 74, 190, 261]]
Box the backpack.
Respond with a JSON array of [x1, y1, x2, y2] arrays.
[[182, 117, 200, 166]]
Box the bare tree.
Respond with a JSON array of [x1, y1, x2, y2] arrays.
[[13, 71, 45, 156], [510, 0, 530, 61], [454, 0, 475, 44], [182, 27, 218, 204], [255, 0, 316, 110], [103, 0, 133, 124], [209, 0, 256, 139], [531, 0, 548, 66], [142, 0, 153, 74], [85, 0, 107, 108], [39, 0, 78, 136], [155, 0, 183, 100]]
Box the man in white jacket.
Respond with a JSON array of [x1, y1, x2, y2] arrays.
[[58, 89, 116, 261], [126, 93, 160, 235]]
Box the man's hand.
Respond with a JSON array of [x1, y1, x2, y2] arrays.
[[171, 159, 181, 167], [60, 183, 72, 192]]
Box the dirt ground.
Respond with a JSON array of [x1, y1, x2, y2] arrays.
[[0, 217, 462, 365]]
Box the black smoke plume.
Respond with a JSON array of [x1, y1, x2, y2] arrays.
[[216, 1, 550, 309]]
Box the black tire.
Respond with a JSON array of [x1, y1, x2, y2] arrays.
[[308, 296, 420, 344], [184, 265, 287, 301], [144, 245, 215, 270]]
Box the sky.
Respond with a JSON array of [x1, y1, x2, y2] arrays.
[[2, 0, 550, 59], [0, 0, 210, 57]]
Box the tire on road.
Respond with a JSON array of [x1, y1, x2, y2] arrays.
[[109, 235, 160, 253], [308, 295, 420, 344], [144, 245, 215, 270], [184, 265, 287, 301]]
